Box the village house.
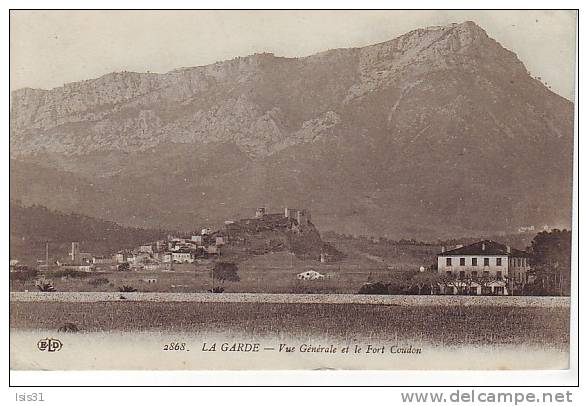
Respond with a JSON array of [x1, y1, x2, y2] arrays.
[[138, 244, 154, 254], [161, 252, 172, 263], [113, 252, 128, 264], [137, 252, 153, 263], [9, 259, 19, 272], [60, 263, 94, 272], [153, 241, 165, 252], [518, 225, 535, 233], [92, 256, 113, 265], [171, 250, 194, 263], [437, 240, 531, 295]]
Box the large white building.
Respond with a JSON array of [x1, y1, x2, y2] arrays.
[[437, 240, 531, 295], [167, 250, 194, 263]]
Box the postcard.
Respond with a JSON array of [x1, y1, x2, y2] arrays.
[[9, 10, 575, 373]]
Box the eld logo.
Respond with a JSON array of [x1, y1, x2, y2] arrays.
[[37, 338, 63, 352]]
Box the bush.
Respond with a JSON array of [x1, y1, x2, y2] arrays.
[[358, 282, 390, 295], [118, 285, 137, 292], [358, 280, 415, 295], [10, 267, 38, 281], [88, 277, 110, 287], [208, 286, 225, 293], [35, 278, 56, 292]]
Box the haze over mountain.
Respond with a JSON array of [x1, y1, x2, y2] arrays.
[[10, 21, 574, 239]]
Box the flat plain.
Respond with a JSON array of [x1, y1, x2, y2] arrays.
[[10, 297, 569, 348]]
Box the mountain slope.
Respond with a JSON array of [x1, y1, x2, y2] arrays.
[[9, 201, 167, 262], [10, 21, 574, 239]]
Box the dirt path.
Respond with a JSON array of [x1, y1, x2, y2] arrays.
[[9, 291, 570, 307]]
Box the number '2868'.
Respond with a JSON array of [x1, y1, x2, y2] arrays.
[[163, 342, 187, 351]]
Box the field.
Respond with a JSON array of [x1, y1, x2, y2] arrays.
[[10, 250, 404, 294], [10, 299, 569, 348]]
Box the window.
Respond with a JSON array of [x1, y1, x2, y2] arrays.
[[483, 270, 490, 278], [459, 271, 465, 279], [460, 258, 465, 266], [446, 271, 452, 277], [471, 258, 478, 266], [471, 271, 478, 278], [446, 258, 452, 266], [484, 258, 490, 266], [496, 258, 502, 266], [496, 271, 503, 280]]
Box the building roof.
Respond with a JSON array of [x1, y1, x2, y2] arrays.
[[438, 240, 528, 257]]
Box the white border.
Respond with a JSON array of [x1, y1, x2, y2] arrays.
[[2, 0, 581, 396]]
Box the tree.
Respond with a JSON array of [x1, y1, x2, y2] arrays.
[[212, 262, 240, 283], [529, 229, 571, 296], [410, 271, 444, 295]]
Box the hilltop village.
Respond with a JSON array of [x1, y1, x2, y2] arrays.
[[47, 207, 340, 273]]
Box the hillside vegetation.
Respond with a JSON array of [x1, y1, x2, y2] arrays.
[[10, 201, 167, 263]]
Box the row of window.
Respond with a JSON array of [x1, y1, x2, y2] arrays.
[[445, 257, 501, 267], [514, 258, 528, 267], [444, 286, 506, 295], [446, 270, 503, 280]]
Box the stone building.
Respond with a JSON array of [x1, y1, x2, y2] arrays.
[[437, 240, 531, 295]]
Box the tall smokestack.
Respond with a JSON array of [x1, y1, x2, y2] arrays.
[[70, 242, 80, 264], [482, 242, 486, 251]]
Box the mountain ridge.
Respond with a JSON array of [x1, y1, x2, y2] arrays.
[[9, 21, 574, 239], [10, 21, 546, 157]]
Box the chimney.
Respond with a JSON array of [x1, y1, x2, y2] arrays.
[[441, 246, 445, 253], [507, 245, 511, 254], [482, 242, 486, 251], [70, 242, 80, 264]]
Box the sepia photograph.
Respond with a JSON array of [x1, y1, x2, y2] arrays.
[[8, 9, 576, 375]]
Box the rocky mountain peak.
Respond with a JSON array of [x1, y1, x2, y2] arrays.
[[9, 22, 573, 238]]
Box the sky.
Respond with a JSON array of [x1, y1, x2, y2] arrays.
[[10, 10, 577, 101]]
